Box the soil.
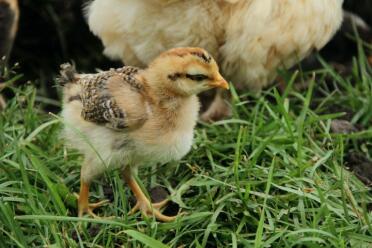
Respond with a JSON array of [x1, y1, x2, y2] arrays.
[[345, 152, 372, 186]]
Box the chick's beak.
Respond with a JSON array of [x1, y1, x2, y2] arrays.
[[209, 77, 229, 90]]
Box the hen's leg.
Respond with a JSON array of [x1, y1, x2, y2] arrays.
[[123, 167, 177, 222], [200, 88, 231, 122]]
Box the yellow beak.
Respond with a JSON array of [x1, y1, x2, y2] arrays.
[[209, 78, 229, 90]]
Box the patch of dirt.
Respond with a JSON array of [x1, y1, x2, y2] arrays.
[[87, 225, 100, 237], [102, 184, 114, 202], [149, 186, 179, 216], [149, 186, 169, 203], [71, 229, 78, 241], [162, 201, 180, 216], [330, 119, 360, 134], [345, 152, 372, 186], [71, 224, 100, 241], [325, 105, 357, 123]]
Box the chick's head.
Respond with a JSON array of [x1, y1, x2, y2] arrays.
[[145, 47, 229, 96]]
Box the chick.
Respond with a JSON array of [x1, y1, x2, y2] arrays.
[[59, 47, 229, 221], [86, 0, 343, 120]]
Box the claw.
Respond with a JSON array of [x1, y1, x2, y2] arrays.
[[152, 199, 169, 209], [88, 199, 110, 209]]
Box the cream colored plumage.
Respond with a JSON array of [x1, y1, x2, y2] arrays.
[[0, 0, 19, 110], [0, 0, 18, 60], [60, 47, 228, 221], [87, 0, 343, 120]]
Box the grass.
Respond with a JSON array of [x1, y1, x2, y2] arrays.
[[1, 52, 372, 247]]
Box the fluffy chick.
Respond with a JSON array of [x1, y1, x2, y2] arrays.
[[87, 0, 343, 120], [59, 47, 229, 221]]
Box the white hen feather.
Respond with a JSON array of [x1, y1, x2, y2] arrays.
[[87, 0, 343, 92]]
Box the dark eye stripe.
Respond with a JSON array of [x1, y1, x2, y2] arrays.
[[168, 73, 183, 81], [186, 74, 209, 81]]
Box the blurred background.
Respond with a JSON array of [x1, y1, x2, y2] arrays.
[[1, 0, 371, 110]]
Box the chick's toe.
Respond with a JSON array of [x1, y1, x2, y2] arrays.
[[124, 168, 177, 222]]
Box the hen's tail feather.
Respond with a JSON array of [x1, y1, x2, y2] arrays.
[[57, 63, 77, 86]]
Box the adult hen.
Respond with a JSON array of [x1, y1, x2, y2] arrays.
[[0, 0, 18, 61], [0, 0, 19, 109], [60, 47, 228, 221], [87, 0, 343, 120]]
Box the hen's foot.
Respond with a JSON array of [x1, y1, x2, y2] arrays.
[[200, 89, 231, 122]]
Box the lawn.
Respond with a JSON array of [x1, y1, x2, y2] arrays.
[[1, 46, 372, 247]]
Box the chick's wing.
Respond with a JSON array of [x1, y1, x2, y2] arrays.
[[80, 67, 148, 131]]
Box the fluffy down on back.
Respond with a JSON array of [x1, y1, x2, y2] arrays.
[[87, 0, 343, 91]]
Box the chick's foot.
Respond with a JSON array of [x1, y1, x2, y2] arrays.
[[129, 197, 177, 222], [76, 195, 109, 218], [124, 168, 179, 222], [74, 182, 109, 218]]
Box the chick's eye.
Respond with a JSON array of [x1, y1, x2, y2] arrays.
[[186, 74, 209, 81]]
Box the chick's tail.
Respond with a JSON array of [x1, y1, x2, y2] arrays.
[[57, 63, 77, 86]]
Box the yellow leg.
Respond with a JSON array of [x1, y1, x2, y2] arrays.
[[75, 181, 109, 218], [123, 168, 178, 222]]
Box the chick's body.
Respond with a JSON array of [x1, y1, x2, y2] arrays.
[[62, 68, 197, 183], [60, 47, 228, 221]]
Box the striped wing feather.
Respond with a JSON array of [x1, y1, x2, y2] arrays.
[[79, 66, 147, 130]]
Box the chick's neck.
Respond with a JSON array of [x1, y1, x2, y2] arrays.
[[140, 71, 191, 111], [139, 70, 199, 130]]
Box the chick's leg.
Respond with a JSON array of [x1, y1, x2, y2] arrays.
[[123, 167, 177, 222], [75, 181, 109, 218]]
